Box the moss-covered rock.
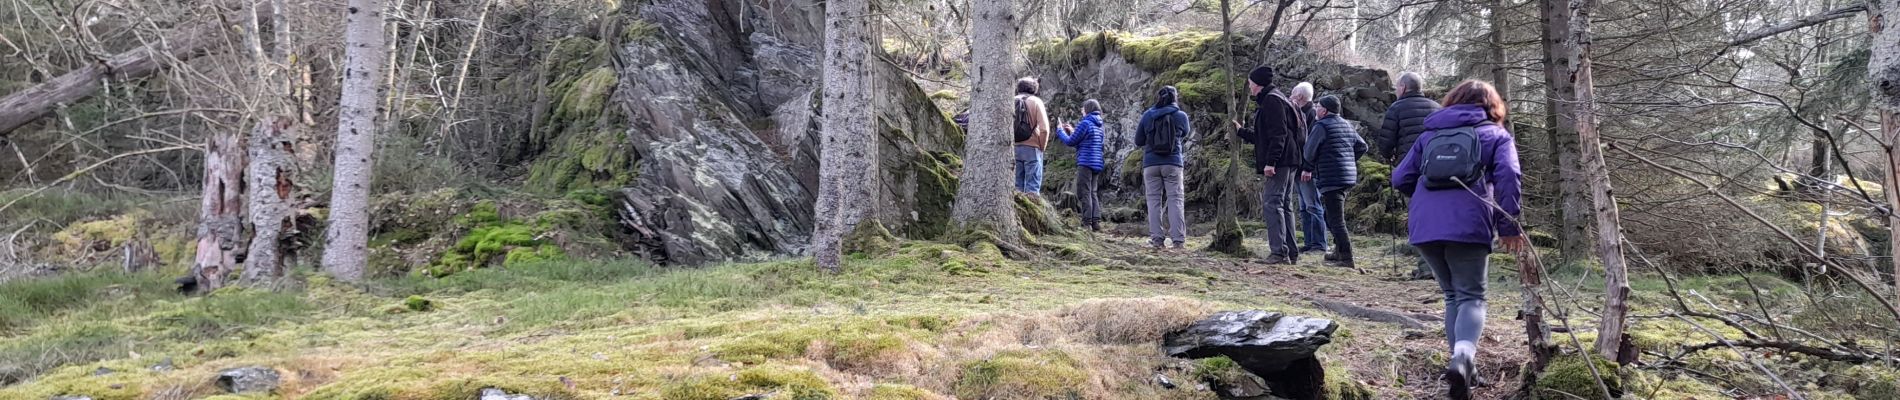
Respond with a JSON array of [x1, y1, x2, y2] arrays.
[[51, 210, 149, 255], [843, 219, 899, 257], [1534, 353, 1622, 399]]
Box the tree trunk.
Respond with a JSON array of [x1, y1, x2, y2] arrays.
[[1569, 0, 1632, 363], [1206, 0, 1248, 256], [435, 0, 496, 155], [1492, 0, 1511, 101], [1541, 0, 1591, 265], [0, 22, 221, 136], [322, 0, 392, 283], [814, 0, 876, 272], [1873, 0, 1900, 300], [949, 0, 1022, 243], [193, 129, 246, 294], [243, 117, 297, 286]]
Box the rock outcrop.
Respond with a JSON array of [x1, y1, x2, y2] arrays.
[[1027, 33, 1396, 222], [523, 0, 964, 265]]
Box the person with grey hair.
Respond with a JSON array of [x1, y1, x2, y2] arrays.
[[1289, 82, 1327, 254], [1379, 72, 1443, 279], [1378, 72, 1442, 164]]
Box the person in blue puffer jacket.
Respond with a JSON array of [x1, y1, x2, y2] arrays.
[[1058, 99, 1107, 232], [1300, 95, 1368, 268]]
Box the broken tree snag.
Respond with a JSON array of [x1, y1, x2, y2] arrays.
[[241, 116, 297, 287], [1516, 249, 1558, 394], [0, 21, 224, 137], [193, 128, 246, 294]]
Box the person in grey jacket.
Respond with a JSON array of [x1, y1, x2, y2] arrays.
[[1301, 95, 1368, 267]]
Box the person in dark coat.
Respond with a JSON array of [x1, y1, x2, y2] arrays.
[[1392, 80, 1526, 400], [1137, 87, 1192, 250], [1058, 99, 1107, 232], [1234, 66, 1307, 264], [1300, 95, 1368, 268], [1378, 72, 1442, 163]]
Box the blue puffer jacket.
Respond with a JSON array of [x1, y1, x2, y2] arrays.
[[1058, 112, 1106, 172], [1302, 113, 1368, 193]]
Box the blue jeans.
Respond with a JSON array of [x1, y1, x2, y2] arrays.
[[1014, 146, 1043, 193], [1298, 181, 1327, 251]]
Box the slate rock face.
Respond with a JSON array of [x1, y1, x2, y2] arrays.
[[1164, 310, 1340, 400], [597, 0, 964, 265]]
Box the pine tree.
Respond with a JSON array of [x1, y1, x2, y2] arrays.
[[949, 0, 1023, 243], [321, 0, 391, 283], [813, 0, 876, 272]]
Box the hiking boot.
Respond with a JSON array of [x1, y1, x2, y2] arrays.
[[1325, 257, 1355, 269], [1323, 252, 1342, 262], [1262, 254, 1294, 265], [1446, 351, 1475, 400]]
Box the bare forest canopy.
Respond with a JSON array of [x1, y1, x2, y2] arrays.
[[2, 0, 1900, 398]]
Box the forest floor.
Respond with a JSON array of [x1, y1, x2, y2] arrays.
[[0, 224, 1883, 399]]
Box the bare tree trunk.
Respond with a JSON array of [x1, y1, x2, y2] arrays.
[[1516, 250, 1557, 394], [193, 129, 246, 294], [1207, 0, 1247, 255], [1569, 0, 1632, 362], [950, 0, 1023, 243], [0, 22, 220, 136], [1492, 0, 1511, 101], [322, 0, 392, 283], [243, 117, 297, 286], [1870, 0, 1900, 300], [814, 0, 876, 272], [240, 0, 300, 287], [1541, 0, 1591, 265]]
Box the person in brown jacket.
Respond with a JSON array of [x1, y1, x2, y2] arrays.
[[1013, 77, 1052, 194]]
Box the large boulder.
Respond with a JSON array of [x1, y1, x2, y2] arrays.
[[1164, 310, 1340, 400]]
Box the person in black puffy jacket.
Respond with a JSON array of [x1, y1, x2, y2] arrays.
[[1378, 72, 1442, 163], [1302, 95, 1368, 268]]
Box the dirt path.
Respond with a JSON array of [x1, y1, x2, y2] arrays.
[[1084, 230, 1533, 399]]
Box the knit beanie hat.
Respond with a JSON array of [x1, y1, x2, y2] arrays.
[[1248, 66, 1275, 87], [1316, 95, 1342, 115]]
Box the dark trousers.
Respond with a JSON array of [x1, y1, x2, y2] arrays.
[[1321, 188, 1352, 257], [1077, 168, 1101, 227]]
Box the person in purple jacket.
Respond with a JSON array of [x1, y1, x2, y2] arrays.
[[1391, 80, 1527, 400]]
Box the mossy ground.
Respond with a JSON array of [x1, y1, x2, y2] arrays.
[[4, 224, 1896, 399]]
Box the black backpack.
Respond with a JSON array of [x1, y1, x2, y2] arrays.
[[1420, 123, 1490, 190], [1013, 97, 1035, 142], [1145, 110, 1182, 156]]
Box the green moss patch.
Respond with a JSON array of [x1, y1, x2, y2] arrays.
[[1534, 353, 1622, 399], [954, 350, 1089, 399]]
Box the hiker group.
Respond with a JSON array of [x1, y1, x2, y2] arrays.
[[1003, 69, 1524, 400]]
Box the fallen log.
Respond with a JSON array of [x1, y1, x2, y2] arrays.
[[0, 21, 224, 136]]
